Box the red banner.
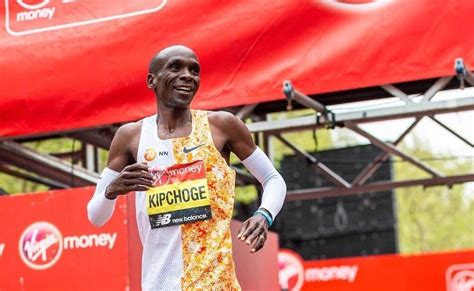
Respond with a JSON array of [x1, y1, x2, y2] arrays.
[[278, 248, 474, 291], [1, 1, 474, 137], [0, 187, 130, 290]]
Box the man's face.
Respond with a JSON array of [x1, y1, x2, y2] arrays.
[[149, 49, 201, 108]]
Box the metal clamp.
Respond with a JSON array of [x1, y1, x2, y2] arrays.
[[454, 57, 474, 89], [284, 80, 336, 129]]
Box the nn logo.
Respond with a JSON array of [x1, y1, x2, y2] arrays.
[[144, 148, 157, 161], [144, 148, 168, 161]]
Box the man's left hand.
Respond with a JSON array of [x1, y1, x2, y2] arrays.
[[237, 214, 268, 253]]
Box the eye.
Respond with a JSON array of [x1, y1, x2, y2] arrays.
[[169, 63, 180, 71], [191, 66, 200, 75]]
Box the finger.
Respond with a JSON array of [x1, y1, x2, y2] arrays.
[[237, 220, 249, 239], [124, 163, 149, 172], [112, 188, 135, 196], [123, 185, 149, 192], [122, 171, 145, 179], [245, 224, 264, 245], [122, 171, 154, 182], [123, 178, 153, 187], [142, 172, 154, 180], [241, 220, 258, 241], [251, 234, 266, 253]]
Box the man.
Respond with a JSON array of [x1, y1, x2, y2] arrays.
[[87, 45, 286, 290]]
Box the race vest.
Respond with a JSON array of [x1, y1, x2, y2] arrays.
[[146, 160, 212, 229]]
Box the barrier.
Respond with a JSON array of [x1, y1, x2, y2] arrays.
[[0, 187, 280, 290]]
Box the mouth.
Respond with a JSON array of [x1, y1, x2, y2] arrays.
[[174, 85, 194, 94]]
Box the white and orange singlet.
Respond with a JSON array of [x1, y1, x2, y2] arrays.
[[136, 110, 241, 290]]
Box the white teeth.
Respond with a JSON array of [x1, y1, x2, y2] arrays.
[[175, 86, 192, 92]]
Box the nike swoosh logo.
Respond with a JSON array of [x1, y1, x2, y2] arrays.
[[183, 144, 205, 154]]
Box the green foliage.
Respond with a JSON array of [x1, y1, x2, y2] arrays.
[[0, 138, 78, 194], [23, 138, 76, 154], [235, 185, 258, 205], [395, 135, 474, 254], [0, 171, 48, 194]]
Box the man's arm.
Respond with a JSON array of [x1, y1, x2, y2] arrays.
[[216, 112, 287, 253], [87, 123, 153, 227]]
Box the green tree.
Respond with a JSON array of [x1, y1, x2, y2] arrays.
[[0, 138, 99, 194], [395, 135, 474, 253]]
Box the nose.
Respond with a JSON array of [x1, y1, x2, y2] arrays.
[[179, 68, 193, 81]]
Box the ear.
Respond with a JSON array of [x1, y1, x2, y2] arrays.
[[147, 73, 157, 89]]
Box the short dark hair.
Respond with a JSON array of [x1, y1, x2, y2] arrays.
[[148, 54, 161, 74], [148, 45, 197, 74]]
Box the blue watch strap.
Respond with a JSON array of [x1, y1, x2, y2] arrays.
[[254, 209, 273, 227]]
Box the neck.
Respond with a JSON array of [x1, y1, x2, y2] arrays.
[[156, 102, 191, 135]]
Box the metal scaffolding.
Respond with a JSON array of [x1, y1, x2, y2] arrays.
[[0, 59, 473, 199]]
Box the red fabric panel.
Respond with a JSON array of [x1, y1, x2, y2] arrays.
[[0, 187, 130, 290], [278, 248, 474, 291], [1, 0, 474, 137]]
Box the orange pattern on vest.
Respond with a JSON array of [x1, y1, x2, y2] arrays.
[[172, 110, 240, 290]]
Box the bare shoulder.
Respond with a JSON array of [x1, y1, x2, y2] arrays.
[[107, 120, 143, 170], [207, 111, 244, 132], [113, 120, 143, 140], [207, 111, 255, 160]]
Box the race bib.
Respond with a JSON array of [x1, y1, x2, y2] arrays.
[[146, 160, 212, 229]]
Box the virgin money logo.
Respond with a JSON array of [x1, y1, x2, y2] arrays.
[[13, 0, 56, 23], [19, 221, 63, 270], [5, 0, 168, 36], [323, 0, 390, 11], [150, 168, 171, 186], [17, 0, 50, 10], [0, 243, 6, 256], [278, 249, 305, 291], [336, 0, 377, 3], [19, 221, 118, 270], [446, 263, 474, 291]]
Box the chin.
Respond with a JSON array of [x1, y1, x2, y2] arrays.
[[172, 99, 193, 109], [173, 93, 194, 107]]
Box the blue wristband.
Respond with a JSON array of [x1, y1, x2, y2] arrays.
[[254, 209, 273, 227]]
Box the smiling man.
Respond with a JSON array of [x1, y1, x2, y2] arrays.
[[87, 45, 286, 290]]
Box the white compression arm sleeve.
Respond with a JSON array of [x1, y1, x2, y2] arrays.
[[87, 167, 120, 227], [241, 147, 287, 219]]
